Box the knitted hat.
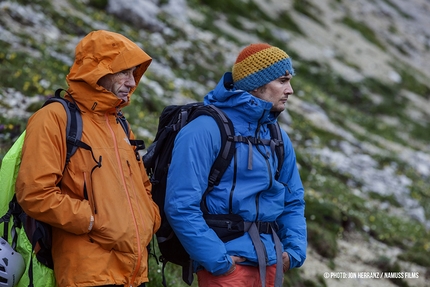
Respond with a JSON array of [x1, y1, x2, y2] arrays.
[[232, 43, 294, 91]]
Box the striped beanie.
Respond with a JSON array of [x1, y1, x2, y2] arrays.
[[232, 43, 294, 91]]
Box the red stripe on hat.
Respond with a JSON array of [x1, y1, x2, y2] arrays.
[[234, 43, 272, 64]]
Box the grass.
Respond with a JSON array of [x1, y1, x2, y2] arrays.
[[88, 0, 108, 10], [0, 117, 25, 162], [292, 60, 430, 149], [147, 243, 198, 287], [340, 16, 387, 51], [188, 0, 303, 36], [0, 46, 68, 98], [295, 135, 430, 267], [371, 256, 411, 287], [293, 0, 325, 26], [307, 221, 338, 259], [380, 0, 413, 19]]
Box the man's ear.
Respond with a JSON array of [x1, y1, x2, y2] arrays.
[[249, 89, 258, 97]]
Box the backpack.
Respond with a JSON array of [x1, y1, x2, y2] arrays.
[[143, 102, 285, 287], [0, 88, 141, 287]]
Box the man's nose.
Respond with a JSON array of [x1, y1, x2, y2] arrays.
[[286, 83, 293, 94], [125, 75, 136, 87]]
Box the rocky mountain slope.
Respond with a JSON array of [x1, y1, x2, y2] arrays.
[[1, 0, 429, 286]]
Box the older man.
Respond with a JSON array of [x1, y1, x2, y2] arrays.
[[16, 30, 160, 287]]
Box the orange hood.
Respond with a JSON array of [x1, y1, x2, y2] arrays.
[[66, 30, 152, 112]]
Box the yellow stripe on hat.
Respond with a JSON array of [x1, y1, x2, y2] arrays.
[[232, 46, 289, 82]]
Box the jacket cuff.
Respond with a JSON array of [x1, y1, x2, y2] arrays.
[[286, 249, 304, 269]]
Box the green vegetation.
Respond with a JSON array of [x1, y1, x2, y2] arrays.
[[88, 0, 108, 10], [341, 16, 386, 51], [147, 245, 198, 287], [188, 0, 303, 37], [372, 256, 411, 287], [380, 0, 413, 19], [0, 48, 68, 98], [293, 0, 325, 26]]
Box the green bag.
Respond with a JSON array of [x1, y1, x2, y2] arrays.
[[0, 132, 25, 214], [0, 131, 56, 287]]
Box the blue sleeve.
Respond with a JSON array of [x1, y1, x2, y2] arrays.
[[164, 115, 233, 275], [276, 130, 307, 269]]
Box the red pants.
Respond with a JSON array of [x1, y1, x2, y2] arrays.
[[197, 264, 277, 287]]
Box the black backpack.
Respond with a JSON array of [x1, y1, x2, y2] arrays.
[[0, 88, 143, 286], [143, 102, 285, 287]]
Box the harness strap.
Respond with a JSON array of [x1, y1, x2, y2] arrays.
[[272, 226, 284, 287], [244, 221, 284, 287], [0, 196, 23, 249], [267, 123, 284, 180], [0, 203, 13, 243], [233, 136, 273, 146], [161, 261, 167, 287], [246, 222, 267, 287], [117, 110, 145, 161], [232, 135, 282, 173]]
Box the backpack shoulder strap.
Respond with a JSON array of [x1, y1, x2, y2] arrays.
[[191, 105, 235, 187], [43, 89, 89, 167], [116, 110, 145, 161], [190, 105, 236, 213], [206, 105, 236, 187], [267, 122, 284, 180]]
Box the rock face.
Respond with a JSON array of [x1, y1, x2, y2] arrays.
[[288, 0, 430, 83], [0, 0, 429, 286]]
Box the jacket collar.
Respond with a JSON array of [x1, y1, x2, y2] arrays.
[[204, 72, 278, 126]]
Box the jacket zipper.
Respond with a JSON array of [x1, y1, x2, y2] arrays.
[[126, 159, 147, 247], [283, 182, 292, 193], [105, 113, 142, 285], [228, 151, 238, 214], [83, 172, 97, 214]]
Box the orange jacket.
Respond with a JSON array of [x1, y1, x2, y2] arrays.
[[16, 30, 160, 287]]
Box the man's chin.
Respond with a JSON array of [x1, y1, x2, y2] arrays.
[[272, 105, 286, 113], [117, 95, 129, 102]]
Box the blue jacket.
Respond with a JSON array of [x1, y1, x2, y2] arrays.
[[165, 72, 307, 275]]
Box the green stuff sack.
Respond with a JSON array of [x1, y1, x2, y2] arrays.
[[14, 227, 56, 287], [0, 131, 56, 287], [0, 131, 25, 215]]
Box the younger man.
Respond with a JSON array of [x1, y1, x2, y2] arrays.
[[165, 43, 307, 287]]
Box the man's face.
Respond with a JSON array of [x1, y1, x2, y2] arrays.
[[97, 66, 137, 103], [251, 72, 294, 112]]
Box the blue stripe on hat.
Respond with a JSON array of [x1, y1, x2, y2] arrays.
[[234, 58, 294, 91]]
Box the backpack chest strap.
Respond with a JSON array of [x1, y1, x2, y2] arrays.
[[232, 135, 283, 171]]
